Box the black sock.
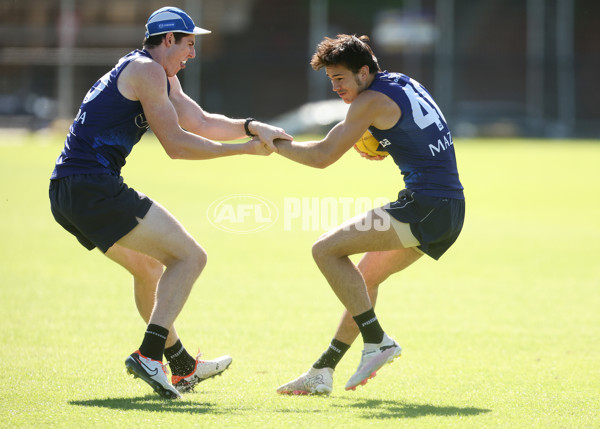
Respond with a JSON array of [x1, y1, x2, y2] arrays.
[[164, 339, 197, 377], [353, 308, 384, 344], [138, 323, 169, 361], [313, 338, 351, 370]]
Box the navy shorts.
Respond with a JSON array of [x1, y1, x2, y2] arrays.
[[384, 189, 465, 260], [49, 174, 153, 253]]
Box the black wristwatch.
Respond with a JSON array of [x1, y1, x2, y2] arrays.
[[244, 118, 257, 137]]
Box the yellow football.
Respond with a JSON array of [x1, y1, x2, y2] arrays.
[[354, 130, 389, 157]]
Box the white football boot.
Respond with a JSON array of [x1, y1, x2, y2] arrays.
[[345, 333, 402, 391], [171, 353, 233, 393], [277, 367, 334, 395], [125, 351, 181, 399]]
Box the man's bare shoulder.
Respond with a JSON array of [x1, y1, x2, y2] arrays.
[[352, 89, 400, 129], [123, 57, 165, 81], [119, 57, 167, 100], [347, 89, 387, 115], [360, 88, 394, 105]]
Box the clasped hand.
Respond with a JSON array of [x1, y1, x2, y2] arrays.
[[247, 122, 293, 156]]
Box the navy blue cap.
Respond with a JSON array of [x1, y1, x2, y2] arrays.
[[145, 7, 211, 38]]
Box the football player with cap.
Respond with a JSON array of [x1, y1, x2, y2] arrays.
[[49, 6, 292, 399]]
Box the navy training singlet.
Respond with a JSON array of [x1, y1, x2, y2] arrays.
[[51, 49, 165, 179], [367, 71, 464, 199]]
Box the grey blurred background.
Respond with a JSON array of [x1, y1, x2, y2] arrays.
[[0, 0, 598, 138]]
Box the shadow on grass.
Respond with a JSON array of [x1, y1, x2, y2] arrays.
[[332, 397, 491, 419], [70, 395, 490, 419], [69, 394, 234, 414]]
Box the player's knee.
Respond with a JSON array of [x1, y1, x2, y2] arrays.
[[360, 266, 388, 289], [141, 257, 165, 284], [196, 247, 208, 271], [312, 237, 332, 264], [365, 279, 381, 295], [164, 241, 207, 278], [127, 254, 164, 284], [187, 243, 207, 276]]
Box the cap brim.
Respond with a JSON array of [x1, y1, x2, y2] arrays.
[[191, 26, 211, 35], [146, 27, 211, 37]]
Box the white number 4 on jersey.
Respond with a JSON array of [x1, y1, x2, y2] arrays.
[[403, 80, 446, 131]]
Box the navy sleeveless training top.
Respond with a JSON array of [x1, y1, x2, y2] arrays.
[[51, 49, 164, 179], [367, 71, 464, 199]]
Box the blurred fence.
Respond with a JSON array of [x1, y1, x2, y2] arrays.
[[0, 0, 598, 138]]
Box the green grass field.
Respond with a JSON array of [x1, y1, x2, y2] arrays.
[[1, 133, 599, 428]]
